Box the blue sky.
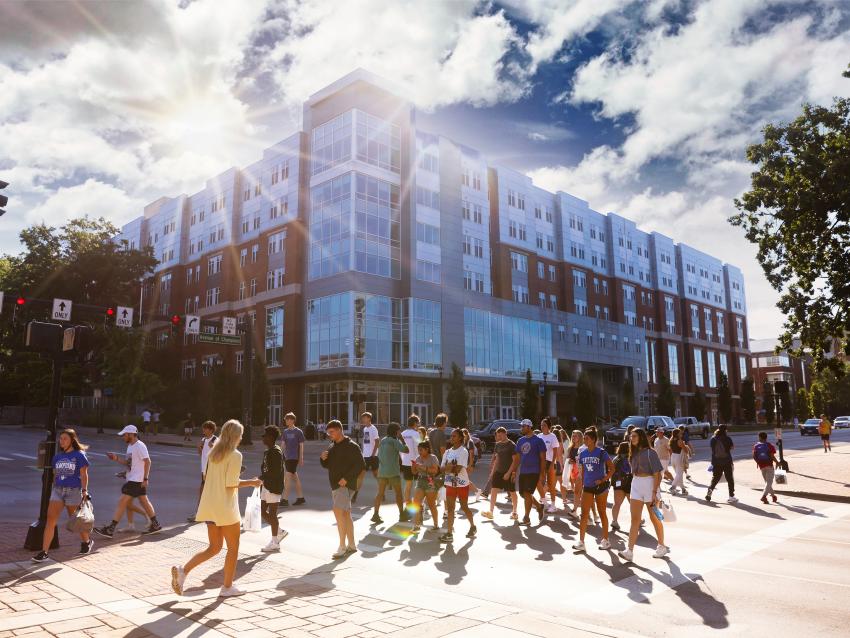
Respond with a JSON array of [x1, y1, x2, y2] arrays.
[[0, 0, 848, 338]]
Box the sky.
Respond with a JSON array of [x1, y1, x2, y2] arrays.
[[0, 0, 848, 339]]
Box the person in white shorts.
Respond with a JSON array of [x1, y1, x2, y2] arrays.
[[653, 428, 673, 482], [619, 428, 669, 562], [257, 426, 288, 552]]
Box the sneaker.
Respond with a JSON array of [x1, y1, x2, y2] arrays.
[[546, 504, 557, 513], [31, 551, 49, 563], [653, 544, 670, 558], [94, 525, 115, 538], [332, 546, 348, 559], [412, 524, 421, 532], [399, 510, 411, 523], [438, 532, 453, 543], [761, 496, 769, 504], [370, 514, 383, 524], [681, 488, 688, 496], [276, 529, 289, 542], [611, 521, 621, 532], [727, 496, 739, 504], [466, 526, 477, 538], [280, 499, 290, 507], [705, 490, 712, 502], [142, 522, 162, 535], [261, 539, 280, 553], [171, 566, 185, 595], [219, 586, 246, 597], [481, 511, 494, 520], [599, 539, 611, 550], [618, 548, 634, 562], [78, 540, 94, 555], [771, 494, 778, 503], [117, 522, 137, 533], [572, 541, 586, 552], [294, 498, 306, 505], [345, 545, 357, 555], [521, 517, 531, 526]]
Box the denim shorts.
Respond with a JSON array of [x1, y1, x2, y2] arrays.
[[51, 486, 82, 505]]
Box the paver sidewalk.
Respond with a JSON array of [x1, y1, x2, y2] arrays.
[[0, 523, 633, 638]]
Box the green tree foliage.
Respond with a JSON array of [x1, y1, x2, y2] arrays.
[[620, 378, 637, 417], [446, 362, 469, 428], [520, 368, 537, 421], [741, 377, 756, 422], [575, 372, 597, 427], [656, 375, 676, 417], [717, 371, 732, 424], [811, 363, 850, 415], [99, 328, 163, 415], [730, 67, 850, 373], [810, 381, 827, 417], [796, 387, 811, 420], [777, 382, 793, 424], [691, 389, 706, 421], [762, 381, 775, 425]]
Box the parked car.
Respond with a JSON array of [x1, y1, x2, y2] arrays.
[[833, 416, 850, 429], [673, 416, 711, 439], [603, 415, 675, 451], [472, 419, 523, 452], [800, 418, 821, 436]]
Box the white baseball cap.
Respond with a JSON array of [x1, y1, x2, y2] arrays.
[[117, 425, 138, 435], [520, 419, 533, 428]]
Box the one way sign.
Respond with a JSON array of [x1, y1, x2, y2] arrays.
[[116, 306, 134, 328], [52, 298, 72, 321]]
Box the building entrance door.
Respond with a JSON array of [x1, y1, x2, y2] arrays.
[[500, 406, 515, 420], [411, 403, 430, 427]]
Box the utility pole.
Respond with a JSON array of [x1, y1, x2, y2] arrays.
[[241, 319, 253, 445]]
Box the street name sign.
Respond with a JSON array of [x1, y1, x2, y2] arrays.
[[116, 306, 134, 328], [52, 298, 72, 321], [185, 315, 200, 334], [198, 333, 242, 346]]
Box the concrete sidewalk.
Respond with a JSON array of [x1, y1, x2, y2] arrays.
[[0, 522, 634, 638]]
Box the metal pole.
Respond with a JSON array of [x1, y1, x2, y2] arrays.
[[241, 320, 253, 445], [24, 355, 62, 550]]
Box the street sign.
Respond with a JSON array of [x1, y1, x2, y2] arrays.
[[222, 316, 237, 335], [62, 327, 75, 351], [115, 306, 134, 328], [52, 298, 72, 321], [198, 333, 242, 346], [185, 314, 200, 334]]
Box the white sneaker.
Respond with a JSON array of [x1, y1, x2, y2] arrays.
[[481, 511, 494, 520], [727, 496, 739, 504], [599, 539, 611, 550], [653, 544, 670, 558], [618, 548, 634, 562], [276, 529, 289, 542], [332, 546, 347, 559], [261, 539, 280, 553], [572, 541, 586, 552], [219, 586, 246, 597], [546, 504, 557, 513], [170, 566, 185, 596]]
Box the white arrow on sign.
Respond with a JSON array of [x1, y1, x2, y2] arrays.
[[116, 306, 134, 328], [222, 316, 237, 336], [52, 298, 72, 321], [185, 314, 200, 335]]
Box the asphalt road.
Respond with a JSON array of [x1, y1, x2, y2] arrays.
[[1, 426, 849, 637]]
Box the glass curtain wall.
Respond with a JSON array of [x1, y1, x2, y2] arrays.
[[265, 305, 284, 367], [464, 308, 556, 379]]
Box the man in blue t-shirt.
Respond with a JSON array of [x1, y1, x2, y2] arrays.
[[281, 413, 306, 506], [513, 419, 547, 525]]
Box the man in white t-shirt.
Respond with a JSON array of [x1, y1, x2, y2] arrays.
[[188, 421, 218, 522], [351, 412, 379, 505], [140, 409, 151, 435], [94, 425, 161, 537], [400, 414, 422, 507], [536, 418, 561, 513]]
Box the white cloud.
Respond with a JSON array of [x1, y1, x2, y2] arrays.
[[25, 179, 145, 228]]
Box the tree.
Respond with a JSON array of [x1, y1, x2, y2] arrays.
[[575, 372, 596, 427], [692, 390, 706, 422], [777, 382, 793, 424], [741, 377, 756, 422], [656, 375, 676, 417], [446, 362, 469, 428], [620, 378, 637, 417], [729, 66, 850, 374], [810, 381, 827, 417], [519, 368, 537, 421], [717, 371, 732, 424], [99, 328, 163, 416], [796, 387, 811, 420], [763, 381, 775, 425]]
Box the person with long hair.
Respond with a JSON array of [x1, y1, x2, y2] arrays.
[[572, 428, 614, 552], [564, 429, 583, 517], [668, 429, 687, 496], [171, 420, 261, 597], [411, 440, 440, 532], [610, 442, 632, 532], [536, 418, 562, 513], [439, 429, 476, 542], [32, 429, 93, 562], [618, 428, 668, 561]]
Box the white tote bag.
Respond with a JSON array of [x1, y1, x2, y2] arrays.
[[242, 487, 262, 532], [660, 496, 677, 523]]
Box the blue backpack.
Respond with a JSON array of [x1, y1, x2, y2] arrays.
[[753, 442, 772, 464]]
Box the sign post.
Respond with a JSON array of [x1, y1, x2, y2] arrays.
[[185, 315, 200, 335]]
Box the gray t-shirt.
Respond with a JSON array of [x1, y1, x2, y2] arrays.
[[493, 440, 517, 474], [428, 428, 448, 461], [630, 448, 663, 475], [413, 454, 439, 479]]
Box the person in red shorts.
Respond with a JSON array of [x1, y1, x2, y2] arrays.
[[439, 429, 475, 543]]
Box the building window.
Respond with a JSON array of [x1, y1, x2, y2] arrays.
[[267, 268, 285, 290], [548, 265, 556, 281], [537, 262, 545, 279], [235, 351, 244, 374], [355, 110, 401, 173], [250, 278, 257, 296], [512, 285, 529, 304], [265, 305, 284, 368], [415, 186, 440, 209], [268, 230, 286, 255], [668, 343, 679, 385], [416, 259, 441, 284], [312, 110, 352, 175], [510, 251, 528, 273], [707, 351, 717, 388], [416, 222, 440, 245], [694, 348, 704, 387], [572, 269, 586, 288], [238, 281, 246, 300], [207, 254, 222, 276], [205, 287, 221, 307], [538, 292, 546, 308], [240, 248, 247, 267]]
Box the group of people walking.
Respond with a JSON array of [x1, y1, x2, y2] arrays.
[[33, 411, 791, 600]]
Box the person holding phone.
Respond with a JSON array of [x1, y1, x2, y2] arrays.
[[319, 420, 366, 559]]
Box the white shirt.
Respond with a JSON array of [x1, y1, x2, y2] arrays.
[[200, 435, 217, 473], [126, 440, 150, 482], [362, 425, 379, 456], [141, 410, 151, 423], [538, 432, 560, 462], [400, 428, 421, 466], [441, 446, 470, 487]]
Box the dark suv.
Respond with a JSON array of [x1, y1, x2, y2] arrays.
[[472, 419, 523, 452], [603, 415, 675, 452]]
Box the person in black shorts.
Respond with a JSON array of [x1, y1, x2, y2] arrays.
[[482, 427, 518, 521], [281, 413, 306, 506], [514, 419, 547, 525]]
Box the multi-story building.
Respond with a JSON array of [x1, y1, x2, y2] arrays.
[[117, 70, 750, 429]]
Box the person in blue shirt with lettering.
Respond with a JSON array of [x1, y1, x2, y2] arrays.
[[514, 419, 547, 525], [572, 427, 614, 552], [32, 429, 93, 563]]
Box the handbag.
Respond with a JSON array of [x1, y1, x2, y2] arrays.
[[242, 487, 262, 532], [660, 496, 677, 523], [774, 469, 788, 485], [67, 495, 95, 534]]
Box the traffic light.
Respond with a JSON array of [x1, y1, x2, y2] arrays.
[[0, 180, 7, 217], [16, 296, 25, 306], [13, 295, 26, 323], [104, 307, 115, 324], [170, 314, 182, 337]]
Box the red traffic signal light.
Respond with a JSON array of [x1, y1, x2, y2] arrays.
[[105, 307, 115, 317], [16, 296, 25, 306], [170, 314, 182, 325]]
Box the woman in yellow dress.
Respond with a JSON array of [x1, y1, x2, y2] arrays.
[[171, 419, 261, 597]]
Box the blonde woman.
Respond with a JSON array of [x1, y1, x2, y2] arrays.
[[171, 420, 261, 597]]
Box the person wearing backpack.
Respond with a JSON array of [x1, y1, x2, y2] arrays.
[[706, 425, 736, 503], [752, 432, 779, 504], [610, 442, 633, 532]]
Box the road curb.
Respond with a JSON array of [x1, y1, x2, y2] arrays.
[[772, 490, 850, 504]]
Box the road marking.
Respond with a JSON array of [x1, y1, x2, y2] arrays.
[[11, 453, 36, 459], [575, 503, 850, 613], [0, 456, 13, 461], [720, 566, 850, 588]]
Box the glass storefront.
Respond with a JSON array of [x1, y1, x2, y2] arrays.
[[468, 387, 522, 426], [305, 380, 432, 428], [464, 308, 556, 380]]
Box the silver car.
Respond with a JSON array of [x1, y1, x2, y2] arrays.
[[833, 416, 850, 429]]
